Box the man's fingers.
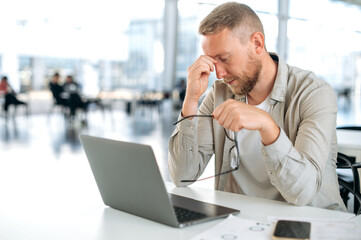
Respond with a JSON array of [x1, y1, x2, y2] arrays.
[[213, 102, 229, 125], [213, 100, 245, 131], [196, 55, 216, 73]]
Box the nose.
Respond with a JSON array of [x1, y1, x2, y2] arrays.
[[215, 63, 228, 79]]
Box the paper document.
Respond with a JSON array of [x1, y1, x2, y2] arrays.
[[191, 215, 272, 240], [268, 216, 361, 240], [192, 215, 361, 240]]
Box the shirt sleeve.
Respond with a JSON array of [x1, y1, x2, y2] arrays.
[[168, 89, 215, 187], [261, 83, 337, 206]]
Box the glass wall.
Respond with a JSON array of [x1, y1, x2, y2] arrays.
[[288, 0, 361, 94], [1, 0, 361, 102], [123, 19, 164, 90], [0, 0, 164, 94]]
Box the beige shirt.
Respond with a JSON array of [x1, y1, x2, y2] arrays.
[[168, 53, 346, 211]]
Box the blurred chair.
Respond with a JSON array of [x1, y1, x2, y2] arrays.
[[137, 91, 164, 116], [0, 93, 29, 119], [48, 86, 70, 119], [47, 96, 69, 119], [336, 152, 361, 215], [337, 126, 361, 131]]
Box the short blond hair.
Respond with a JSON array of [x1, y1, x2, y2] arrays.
[[198, 2, 264, 44]]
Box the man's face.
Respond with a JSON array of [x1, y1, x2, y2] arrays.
[[202, 28, 262, 96]]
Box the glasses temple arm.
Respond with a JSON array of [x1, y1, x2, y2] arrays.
[[173, 114, 214, 125]]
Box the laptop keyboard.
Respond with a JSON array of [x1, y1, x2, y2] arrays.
[[173, 206, 207, 223]]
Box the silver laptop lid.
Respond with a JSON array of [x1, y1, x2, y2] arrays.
[[79, 134, 179, 227]]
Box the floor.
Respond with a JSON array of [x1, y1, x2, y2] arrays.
[[0, 100, 179, 182], [0, 94, 360, 210]]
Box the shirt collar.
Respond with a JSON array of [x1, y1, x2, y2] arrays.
[[269, 52, 287, 103]]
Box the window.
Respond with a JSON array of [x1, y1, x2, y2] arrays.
[[288, 0, 361, 92], [0, 0, 165, 92]]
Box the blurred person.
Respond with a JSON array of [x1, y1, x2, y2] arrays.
[[174, 78, 187, 110], [168, 2, 346, 211], [63, 75, 102, 119], [0, 76, 27, 113], [178, 78, 186, 103], [62, 75, 86, 118], [49, 72, 68, 107], [63, 75, 82, 94]]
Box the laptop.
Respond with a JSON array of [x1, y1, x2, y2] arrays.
[[79, 134, 240, 228]]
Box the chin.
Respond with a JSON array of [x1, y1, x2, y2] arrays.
[[228, 86, 241, 95]]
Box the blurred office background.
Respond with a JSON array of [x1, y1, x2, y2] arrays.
[[0, 0, 361, 190]]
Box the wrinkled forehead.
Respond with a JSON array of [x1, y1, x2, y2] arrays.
[[201, 28, 241, 57]]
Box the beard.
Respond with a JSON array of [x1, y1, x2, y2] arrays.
[[223, 54, 262, 96]]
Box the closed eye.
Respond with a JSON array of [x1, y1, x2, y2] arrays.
[[218, 57, 228, 63]]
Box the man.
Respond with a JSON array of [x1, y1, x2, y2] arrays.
[[0, 76, 27, 113], [168, 2, 346, 211], [62, 75, 87, 118], [49, 72, 68, 107]]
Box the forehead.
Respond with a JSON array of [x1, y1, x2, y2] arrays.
[[201, 28, 240, 57]]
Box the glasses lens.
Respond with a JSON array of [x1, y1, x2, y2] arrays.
[[226, 129, 238, 169], [225, 129, 234, 141], [229, 146, 239, 169]]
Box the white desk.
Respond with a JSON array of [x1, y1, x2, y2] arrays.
[[337, 129, 361, 163], [0, 156, 358, 240]]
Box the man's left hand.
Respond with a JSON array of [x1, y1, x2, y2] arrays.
[[212, 99, 280, 145]]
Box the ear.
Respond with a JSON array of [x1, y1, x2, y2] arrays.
[[251, 32, 265, 54]]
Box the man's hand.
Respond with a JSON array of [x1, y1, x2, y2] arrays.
[[182, 55, 217, 117], [212, 99, 280, 145]]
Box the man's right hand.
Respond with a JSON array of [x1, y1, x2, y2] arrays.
[[182, 55, 217, 117]]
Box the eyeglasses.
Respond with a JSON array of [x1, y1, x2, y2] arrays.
[[173, 115, 240, 182]]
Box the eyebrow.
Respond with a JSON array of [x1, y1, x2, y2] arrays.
[[213, 53, 230, 59]]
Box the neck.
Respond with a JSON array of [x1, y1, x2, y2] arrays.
[[247, 53, 278, 105]]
